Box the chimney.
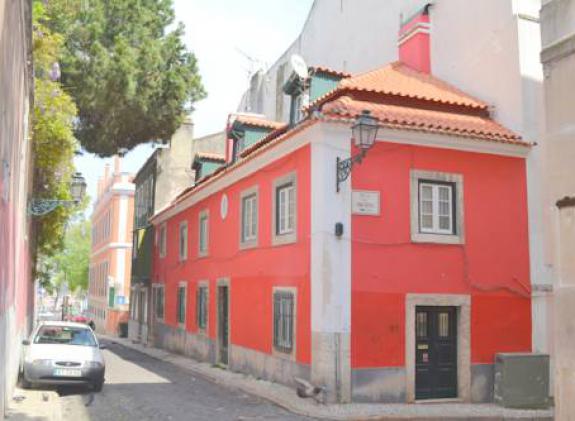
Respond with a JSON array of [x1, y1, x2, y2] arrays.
[[114, 155, 121, 175], [398, 4, 432, 74], [104, 163, 110, 181]]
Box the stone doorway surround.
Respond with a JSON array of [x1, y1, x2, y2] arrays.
[[215, 277, 231, 366], [405, 293, 471, 402]]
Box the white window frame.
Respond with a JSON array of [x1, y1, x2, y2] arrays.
[[272, 172, 297, 246], [419, 182, 454, 235], [410, 170, 464, 244], [177, 281, 187, 328], [240, 186, 259, 249], [159, 223, 167, 258], [198, 209, 209, 257], [272, 287, 297, 360], [178, 221, 188, 261], [153, 284, 165, 322]]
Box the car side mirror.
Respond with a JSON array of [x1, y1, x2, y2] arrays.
[[22, 339, 30, 346], [99, 344, 106, 350]]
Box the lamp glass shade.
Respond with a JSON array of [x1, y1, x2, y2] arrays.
[[352, 110, 378, 150], [70, 172, 87, 202]]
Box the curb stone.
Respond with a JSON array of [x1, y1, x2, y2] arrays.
[[5, 387, 61, 421]]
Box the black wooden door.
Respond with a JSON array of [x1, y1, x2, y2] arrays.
[[415, 306, 457, 399], [218, 285, 229, 365]]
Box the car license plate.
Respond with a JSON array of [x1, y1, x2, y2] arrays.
[[53, 368, 81, 377]]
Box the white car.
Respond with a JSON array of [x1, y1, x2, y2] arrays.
[[20, 321, 106, 391]]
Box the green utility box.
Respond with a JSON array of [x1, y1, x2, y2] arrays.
[[494, 353, 550, 409]]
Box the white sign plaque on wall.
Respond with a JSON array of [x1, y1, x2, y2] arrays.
[[352, 190, 380, 216]]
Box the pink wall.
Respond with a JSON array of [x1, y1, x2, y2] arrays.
[[154, 145, 312, 364], [351, 141, 532, 368], [399, 13, 431, 74]]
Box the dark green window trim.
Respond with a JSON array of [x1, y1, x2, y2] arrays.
[[273, 291, 294, 353], [177, 285, 186, 325]]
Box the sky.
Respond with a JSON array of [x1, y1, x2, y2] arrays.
[[75, 0, 314, 214]]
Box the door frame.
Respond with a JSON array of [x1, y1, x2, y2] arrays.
[[215, 277, 231, 366], [405, 294, 470, 402]]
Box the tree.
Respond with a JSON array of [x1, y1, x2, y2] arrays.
[[56, 218, 92, 293], [43, 0, 206, 156], [42, 217, 92, 297], [32, 1, 82, 260]]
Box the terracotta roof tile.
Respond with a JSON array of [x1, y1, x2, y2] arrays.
[[322, 96, 528, 145], [233, 115, 287, 130], [239, 125, 289, 158], [194, 152, 226, 162], [338, 62, 488, 109], [310, 66, 351, 78], [309, 62, 490, 112]]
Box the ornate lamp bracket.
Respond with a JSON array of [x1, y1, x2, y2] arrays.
[[28, 199, 77, 216], [336, 150, 367, 192]]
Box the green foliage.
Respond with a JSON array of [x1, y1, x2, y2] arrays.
[[32, 1, 82, 259], [43, 0, 206, 156], [40, 217, 92, 293]]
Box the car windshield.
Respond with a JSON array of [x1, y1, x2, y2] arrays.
[[34, 326, 97, 347]]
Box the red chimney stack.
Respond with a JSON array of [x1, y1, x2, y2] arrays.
[[398, 5, 432, 74]]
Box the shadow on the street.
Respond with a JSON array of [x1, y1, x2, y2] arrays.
[[18, 339, 310, 420]]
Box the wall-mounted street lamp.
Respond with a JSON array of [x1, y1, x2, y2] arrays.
[[336, 110, 379, 192], [28, 172, 87, 216]]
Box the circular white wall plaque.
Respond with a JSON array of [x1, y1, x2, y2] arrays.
[[220, 194, 228, 219]]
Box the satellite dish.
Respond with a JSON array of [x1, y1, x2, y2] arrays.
[[290, 54, 309, 79]]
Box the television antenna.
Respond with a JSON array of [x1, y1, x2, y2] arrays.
[[235, 48, 267, 112]]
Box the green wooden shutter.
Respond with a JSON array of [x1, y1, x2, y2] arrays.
[[273, 293, 280, 349], [108, 286, 115, 308]]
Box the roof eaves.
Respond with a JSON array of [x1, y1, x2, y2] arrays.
[[239, 125, 289, 158], [194, 152, 226, 163], [319, 109, 531, 146], [310, 66, 352, 78], [150, 119, 318, 223]]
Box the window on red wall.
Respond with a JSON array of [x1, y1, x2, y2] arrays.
[[196, 284, 208, 331], [159, 223, 167, 258], [198, 210, 209, 256], [153, 285, 164, 320], [178, 222, 188, 261], [273, 289, 295, 354], [240, 186, 259, 248], [177, 283, 186, 325]]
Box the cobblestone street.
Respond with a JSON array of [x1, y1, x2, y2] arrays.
[[57, 340, 311, 421]]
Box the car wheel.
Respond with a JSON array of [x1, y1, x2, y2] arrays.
[[93, 380, 104, 392]]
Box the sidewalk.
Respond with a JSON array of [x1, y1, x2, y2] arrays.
[[5, 387, 61, 421], [100, 335, 554, 420]]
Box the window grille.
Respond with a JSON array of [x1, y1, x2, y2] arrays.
[[273, 291, 294, 353]]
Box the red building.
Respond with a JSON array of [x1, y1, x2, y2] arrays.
[[150, 11, 531, 403]]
